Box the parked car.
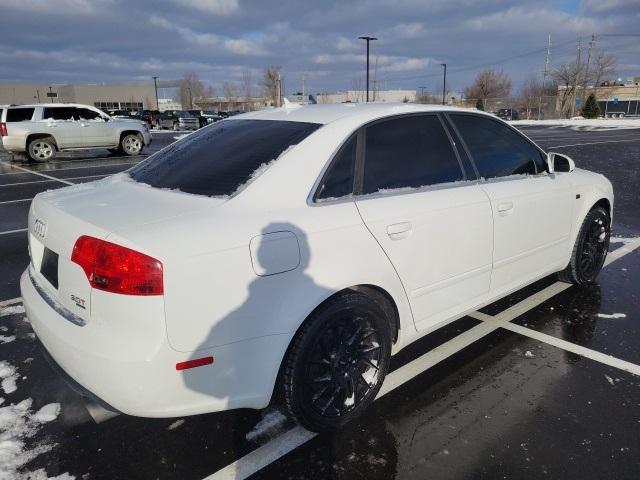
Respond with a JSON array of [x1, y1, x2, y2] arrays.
[[186, 110, 210, 128], [0, 103, 151, 161], [154, 111, 178, 130], [201, 110, 223, 124], [21, 103, 613, 432], [172, 110, 200, 130]]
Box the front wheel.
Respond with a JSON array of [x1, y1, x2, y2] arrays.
[[282, 292, 392, 432], [120, 133, 144, 156], [558, 206, 610, 285]]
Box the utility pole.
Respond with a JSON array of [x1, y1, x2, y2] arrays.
[[581, 34, 596, 103], [48, 86, 54, 103], [537, 34, 551, 120], [276, 71, 282, 107], [571, 36, 582, 117], [440, 63, 447, 105], [301, 71, 307, 101], [152, 76, 159, 110], [358, 36, 378, 102], [418, 86, 426, 101]]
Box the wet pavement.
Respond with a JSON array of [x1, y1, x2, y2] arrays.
[[0, 126, 639, 479]]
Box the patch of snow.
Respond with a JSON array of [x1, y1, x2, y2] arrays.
[[0, 335, 16, 345], [245, 410, 288, 442], [167, 419, 185, 431], [605, 375, 615, 386], [0, 326, 8, 332], [0, 397, 71, 479], [597, 313, 627, 319], [524, 350, 535, 358], [0, 361, 19, 394], [0, 305, 25, 317], [510, 118, 640, 129]]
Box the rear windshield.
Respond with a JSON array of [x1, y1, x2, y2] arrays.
[[129, 119, 321, 197], [6, 107, 35, 122]]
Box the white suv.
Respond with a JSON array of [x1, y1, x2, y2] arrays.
[[0, 103, 151, 162]]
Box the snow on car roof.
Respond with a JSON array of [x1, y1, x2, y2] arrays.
[[234, 102, 489, 125]]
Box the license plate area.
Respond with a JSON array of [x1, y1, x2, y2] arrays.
[[40, 247, 59, 289]]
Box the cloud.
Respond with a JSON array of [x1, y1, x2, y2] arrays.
[[0, 0, 98, 14], [173, 0, 239, 15]]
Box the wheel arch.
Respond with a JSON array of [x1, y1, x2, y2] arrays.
[[119, 129, 145, 145], [26, 133, 58, 151], [268, 283, 400, 408]]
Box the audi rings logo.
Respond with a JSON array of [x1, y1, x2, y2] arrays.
[[34, 219, 47, 239]]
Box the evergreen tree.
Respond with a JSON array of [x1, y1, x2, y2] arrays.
[[581, 94, 600, 119], [475, 98, 485, 111]]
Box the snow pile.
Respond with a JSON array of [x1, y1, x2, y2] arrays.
[[0, 361, 19, 395], [0, 335, 16, 345], [0, 398, 68, 479], [510, 118, 640, 129], [0, 305, 25, 318]]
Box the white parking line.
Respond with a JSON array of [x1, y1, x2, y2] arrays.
[[548, 139, 640, 148], [0, 228, 27, 236], [0, 297, 22, 308], [0, 161, 74, 186], [204, 238, 640, 480], [0, 173, 107, 187], [0, 198, 32, 205]]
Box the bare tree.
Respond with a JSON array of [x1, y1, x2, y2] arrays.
[[222, 81, 238, 110], [178, 72, 212, 109], [464, 69, 512, 106], [591, 50, 617, 96], [241, 69, 253, 111], [261, 66, 282, 106], [519, 75, 557, 119], [553, 62, 581, 116]]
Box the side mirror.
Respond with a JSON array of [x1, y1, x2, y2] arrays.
[[547, 152, 575, 173]]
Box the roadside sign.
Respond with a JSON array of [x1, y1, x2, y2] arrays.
[[575, 98, 582, 106], [46, 92, 57, 98]]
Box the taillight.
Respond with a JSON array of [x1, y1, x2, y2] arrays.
[[71, 236, 163, 295], [0, 123, 7, 137]]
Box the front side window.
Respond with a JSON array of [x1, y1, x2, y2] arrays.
[[6, 108, 35, 122], [129, 119, 321, 197], [363, 115, 463, 194], [449, 114, 546, 178], [77, 108, 101, 121], [315, 135, 356, 201]]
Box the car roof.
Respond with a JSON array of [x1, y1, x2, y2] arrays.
[[5, 103, 100, 108], [235, 102, 491, 125]]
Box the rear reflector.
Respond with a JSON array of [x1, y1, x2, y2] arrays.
[[176, 357, 214, 370], [71, 235, 163, 296], [0, 123, 7, 137]]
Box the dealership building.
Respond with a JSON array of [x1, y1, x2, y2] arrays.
[[0, 83, 158, 110]]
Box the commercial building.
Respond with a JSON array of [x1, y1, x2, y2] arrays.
[[315, 90, 417, 104], [0, 83, 157, 110]]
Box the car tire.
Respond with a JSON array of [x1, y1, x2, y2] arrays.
[[282, 291, 392, 432], [558, 206, 610, 285], [27, 137, 56, 162], [120, 133, 144, 156]]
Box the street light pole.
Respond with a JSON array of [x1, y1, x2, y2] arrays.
[[358, 36, 378, 102], [152, 76, 159, 110], [440, 63, 447, 105]]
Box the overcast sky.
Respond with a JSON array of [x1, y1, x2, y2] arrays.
[[0, 0, 638, 97]]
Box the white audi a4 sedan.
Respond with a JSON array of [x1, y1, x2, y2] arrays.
[[22, 103, 613, 432]]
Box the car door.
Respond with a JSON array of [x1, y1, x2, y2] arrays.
[[41, 106, 83, 148], [76, 107, 115, 147], [354, 114, 493, 332], [448, 113, 574, 299]]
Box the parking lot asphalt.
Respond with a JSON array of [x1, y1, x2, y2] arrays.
[[1, 125, 639, 479]]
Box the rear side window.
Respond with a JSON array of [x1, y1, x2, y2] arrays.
[[130, 119, 321, 197], [363, 115, 463, 194], [449, 114, 546, 177], [315, 135, 356, 201], [6, 108, 35, 122], [43, 107, 78, 121]]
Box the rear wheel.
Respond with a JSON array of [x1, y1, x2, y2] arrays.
[[27, 137, 56, 162], [282, 292, 391, 432], [558, 207, 610, 285], [120, 133, 143, 156]]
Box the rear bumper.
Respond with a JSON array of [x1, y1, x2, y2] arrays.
[[2, 135, 26, 152], [21, 268, 291, 417]]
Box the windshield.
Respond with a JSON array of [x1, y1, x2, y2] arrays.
[[129, 119, 321, 197]]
